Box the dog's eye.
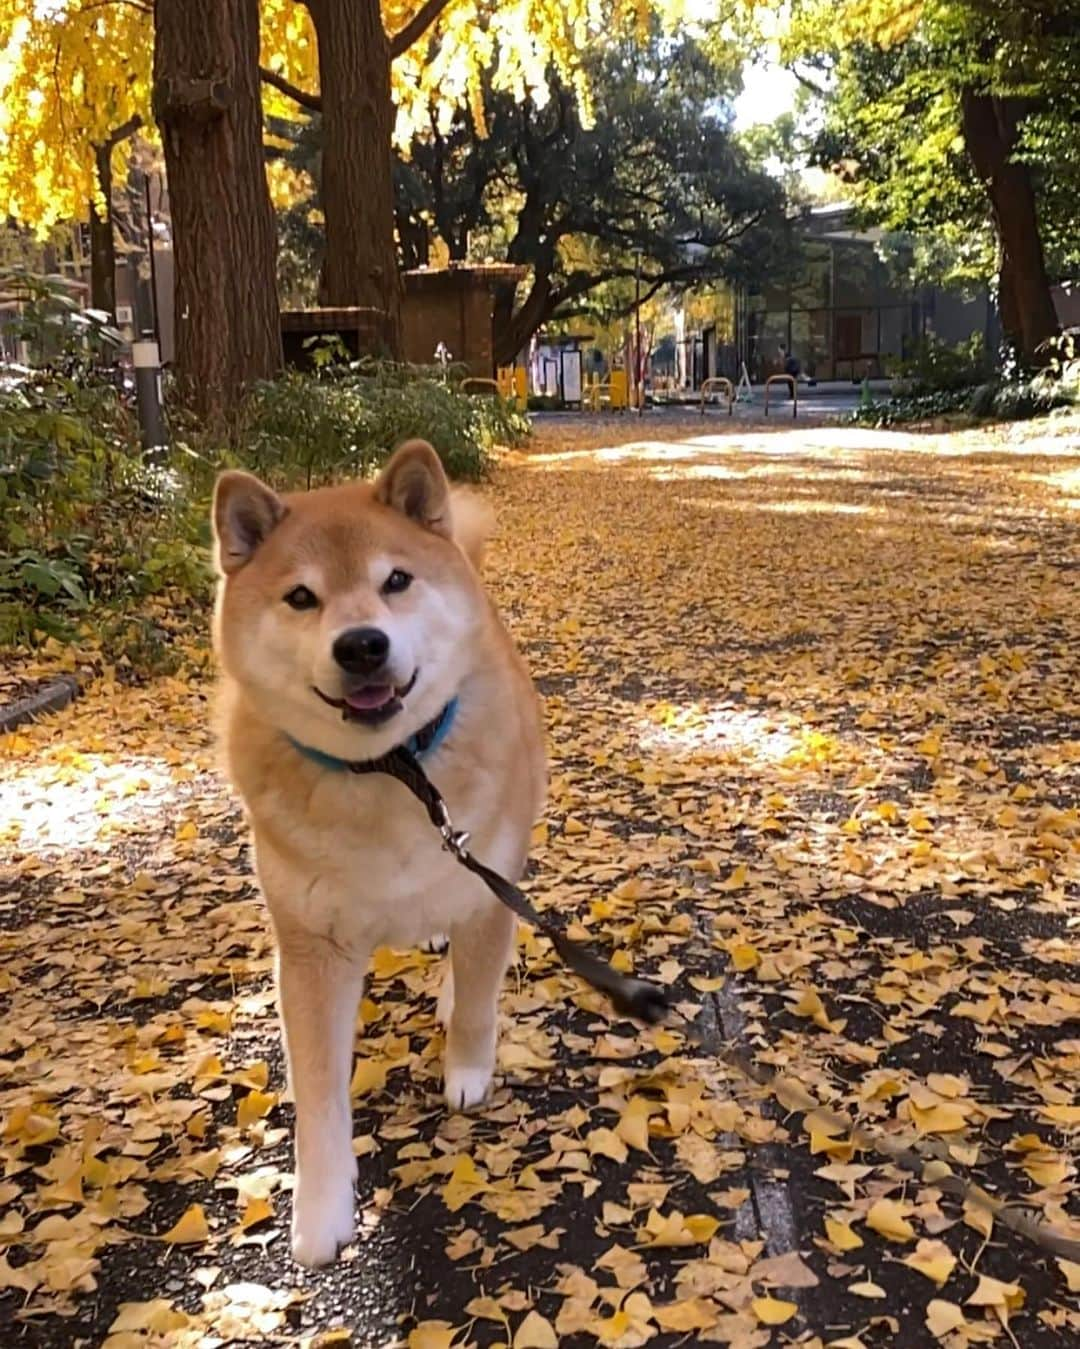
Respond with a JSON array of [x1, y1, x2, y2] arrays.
[[283, 585, 319, 610], [382, 569, 412, 595]]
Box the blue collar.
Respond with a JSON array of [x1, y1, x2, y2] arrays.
[[287, 697, 458, 772]]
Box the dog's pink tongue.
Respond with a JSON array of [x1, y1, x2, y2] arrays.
[[344, 684, 394, 711]]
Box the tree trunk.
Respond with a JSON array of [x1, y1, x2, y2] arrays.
[[960, 88, 1058, 367], [89, 143, 116, 317], [305, 0, 401, 353], [493, 274, 558, 368], [153, 0, 281, 419]]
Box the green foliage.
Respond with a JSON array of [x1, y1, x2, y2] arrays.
[[394, 32, 785, 357], [1, 336, 529, 664], [226, 362, 526, 489], [852, 335, 1078, 426], [0, 366, 208, 652], [794, 0, 1080, 287], [889, 333, 993, 393], [0, 265, 124, 372]]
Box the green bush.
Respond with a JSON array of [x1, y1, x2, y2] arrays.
[[889, 332, 993, 394], [1, 325, 530, 664], [220, 361, 528, 489], [0, 369, 209, 653]]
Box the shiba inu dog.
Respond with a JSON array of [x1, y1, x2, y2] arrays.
[[211, 440, 545, 1266]]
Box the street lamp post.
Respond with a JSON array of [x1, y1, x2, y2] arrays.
[[634, 251, 643, 413]]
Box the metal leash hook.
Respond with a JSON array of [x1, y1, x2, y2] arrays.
[[431, 794, 471, 859], [351, 744, 673, 1026]]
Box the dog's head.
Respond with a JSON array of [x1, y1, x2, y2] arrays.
[[212, 440, 494, 759]]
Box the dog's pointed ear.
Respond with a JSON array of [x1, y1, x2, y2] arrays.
[[374, 440, 451, 537], [213, 471, 286, 574]]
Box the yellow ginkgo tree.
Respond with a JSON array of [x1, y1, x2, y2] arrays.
[[1, 0, 695, 414]]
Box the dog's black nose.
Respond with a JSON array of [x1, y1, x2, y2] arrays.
[[332, 627, 390, 674]]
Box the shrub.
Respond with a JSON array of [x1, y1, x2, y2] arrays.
[[1, 332, 530, 663], [889, 332, 993, 394], [0, 369, 209, 652], [221, 361, 528, 489]]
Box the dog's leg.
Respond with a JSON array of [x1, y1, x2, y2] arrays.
[[444, 899, 515, 1110], [276, 932, 365, 1267]]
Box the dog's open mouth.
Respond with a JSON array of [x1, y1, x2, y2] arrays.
[[313, 670, 418, 725]]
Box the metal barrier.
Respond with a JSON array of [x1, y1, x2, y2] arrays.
[[586, 382, 611, 412], [700, 376, 734, 417], [496, 366, 528, 407], [460, 378, 499, 396], [764, 374, 797, 418], [585, 369, 629, 412]]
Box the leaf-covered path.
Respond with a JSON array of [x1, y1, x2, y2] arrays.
[[2, 415, 1079, 1348]]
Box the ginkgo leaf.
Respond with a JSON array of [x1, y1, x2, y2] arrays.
[[512, 1309, 558, 1348], [825, 1217, 863, 1251], [408, 1322, 458, 1349], [1056, 1259, 1080, 1293], [866, 1198, 916, 1243], [966, 1275, 1025, 1314], [903, 1240, 956, 1286], [639, 1209, 719, 1247], [237, 1196, 274, 1232], [349, 1059, 388, 1097], [587, 1128, 628, 1164], [159, 1204, 210, 1245], [236, 1090, 278, 1129], [925, 1300, 967, 1338], [652, 1297, 719, 1331], [109, 1300, 192, 1333], [849, 1281, 887, 1299], [751, 1295, 797, 1325], [615, 1097, 654, 1153]]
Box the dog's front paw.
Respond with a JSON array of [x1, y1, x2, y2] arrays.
[[291, 1177, 355, 1268], [444, 1060, 494, 1111]]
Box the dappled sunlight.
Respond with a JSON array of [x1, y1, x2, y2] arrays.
[[675, 493, 884, 517], [636, 702, 804, 763], [1, 752, 185, 853], [2, 412, 1079, 1343]]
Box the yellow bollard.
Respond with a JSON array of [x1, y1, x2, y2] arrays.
[[496, 366, 528, 409]]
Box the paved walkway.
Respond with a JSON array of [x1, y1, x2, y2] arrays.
[[1, 415, 1078, 1346]]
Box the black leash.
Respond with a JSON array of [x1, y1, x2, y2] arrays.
[[341, 744, 1080, 1262], [347, 746, 672, 1024]]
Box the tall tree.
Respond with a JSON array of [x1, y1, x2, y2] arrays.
[[153, 0, 282, 414], [259, 1, 699, 354], [394, 37, 783, 363], [785, 0, 1078, 365]]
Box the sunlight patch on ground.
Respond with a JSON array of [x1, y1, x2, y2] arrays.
[[636, 703, 804, 763], [2, 753, 182, 853], [674, 494, 882, 517]]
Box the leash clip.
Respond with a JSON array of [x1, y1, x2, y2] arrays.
[[435, 798, 471, 859]]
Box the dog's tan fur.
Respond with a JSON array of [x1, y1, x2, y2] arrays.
[[212, 441, 545, 1266]]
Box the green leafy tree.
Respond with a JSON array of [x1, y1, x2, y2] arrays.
[[396, 34, 786, 363], [786, 0, 1080, 366]]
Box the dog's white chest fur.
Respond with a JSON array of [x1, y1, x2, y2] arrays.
[[248, 763, 516, 951]]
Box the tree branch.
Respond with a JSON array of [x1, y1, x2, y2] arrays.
[[104, 114, 142, 148], [260, 66, 322, 113], [389, 0, 455, 60]]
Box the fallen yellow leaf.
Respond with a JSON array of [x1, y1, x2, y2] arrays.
[[160, 1204, 209, 1245], [825, 1217, 863, 1251], [751, 1295, 797, 1325], [866, 1198, 915, 1243]]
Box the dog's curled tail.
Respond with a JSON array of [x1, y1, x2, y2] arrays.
[[450, 488, 496, 570]]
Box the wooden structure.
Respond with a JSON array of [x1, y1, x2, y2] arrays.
[[402, 263, 527, 377], [280, 306, 393, 368]]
